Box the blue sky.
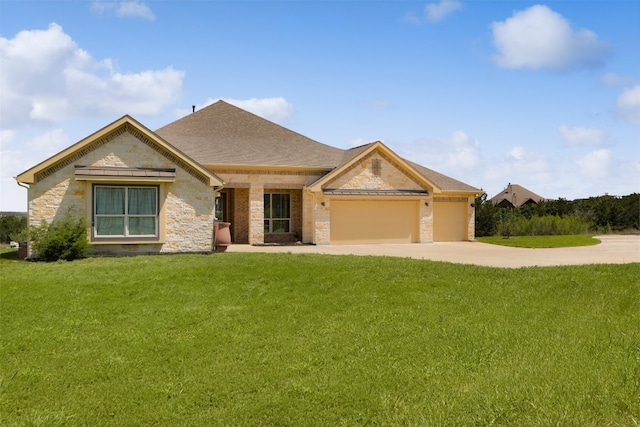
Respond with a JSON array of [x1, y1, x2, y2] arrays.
[[1, 0, 638, 211]]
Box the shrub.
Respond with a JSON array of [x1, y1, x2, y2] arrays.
[[496, 213, 592, 237], [31, 216, 91, 262]]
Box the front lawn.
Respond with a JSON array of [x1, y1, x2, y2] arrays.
[[1, 254, 638, 426], [476, 234, 600, 248]]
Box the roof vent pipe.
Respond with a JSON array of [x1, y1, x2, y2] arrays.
[[192, 105, 196, 113]]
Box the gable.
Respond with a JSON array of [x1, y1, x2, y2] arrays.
[[323, 149, 428, 192], [308, 141, 438, 194], [17, 116, 223, 188]]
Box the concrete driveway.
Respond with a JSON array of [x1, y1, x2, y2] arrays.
[[226, 235, 640, 268]]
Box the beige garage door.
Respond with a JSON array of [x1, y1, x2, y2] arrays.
[[330, 200, 419, 244], [433, 201, 468, 242]]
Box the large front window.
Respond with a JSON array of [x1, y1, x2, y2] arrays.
[[94, 185, 158, 237], [264, 193, 290, 233]]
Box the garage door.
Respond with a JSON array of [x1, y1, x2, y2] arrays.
[[433, 201, 468, 242], [330, 200, 419, 244]]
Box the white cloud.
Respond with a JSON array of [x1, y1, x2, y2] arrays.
[[491, 5, 612, 71], [25, 129, 71, 153], [0, 23, 183, 127], [410, 130, 480, 172], [425, 0, 462, 23], [503, 146, 551, 182], [180, 97, 295, 126], [601, 72, 637, 87], [576, 149, 611, 178], [558, 125, 607, 146], [616, 84, 640, 125], [117, 1, 156, 20], [223, 97, 295, 124], [91, 1, 156, 20]]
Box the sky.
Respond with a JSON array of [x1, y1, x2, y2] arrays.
[[1, 0, 639, 212]]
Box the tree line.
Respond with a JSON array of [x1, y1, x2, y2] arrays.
[[475, 193, 639, 237]]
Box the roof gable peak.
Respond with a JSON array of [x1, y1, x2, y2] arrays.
[[16, 116, 223, 187]]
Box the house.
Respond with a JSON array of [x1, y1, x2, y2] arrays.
[[16, 101, 481, 255], [491, 183, 545, 208]]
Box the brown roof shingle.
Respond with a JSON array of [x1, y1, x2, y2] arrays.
[[156, 100, 344, 169], [155, 100, 480, 193], [490, 183, 545, 207]]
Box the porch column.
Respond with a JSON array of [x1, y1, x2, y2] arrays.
[[248, 184, 264, 245]]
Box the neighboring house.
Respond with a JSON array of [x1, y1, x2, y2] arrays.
[[16, 101, 481, 255], [491, 183, 545, 208]]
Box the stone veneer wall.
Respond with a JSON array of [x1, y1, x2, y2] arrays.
[[27, 132, 215, 255], [328, 152, 426, 191], [467, 196, 476, 241]]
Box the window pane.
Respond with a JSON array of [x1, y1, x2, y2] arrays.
[[272, 194, 290, 218], [96, 187, 124, 214], [264, 194, 271, 218], [128, 188, 156, 215], [215, 196, 224, 221], [129, 217, 156, 236], [264, 220, 270, 233], [96, 217, 124, 235], [271, 220, 289, 233]]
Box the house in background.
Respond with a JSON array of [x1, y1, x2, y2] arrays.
[[16, 101, 481, 255], [491, 183, 545, 208]]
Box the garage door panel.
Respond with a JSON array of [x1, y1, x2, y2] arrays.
[[330, 201, 418, 244], [433, 202, 467, 242]]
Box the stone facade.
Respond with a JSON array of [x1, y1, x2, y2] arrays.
[[328, 152, 426, 191], [27, 131, 215, 255]]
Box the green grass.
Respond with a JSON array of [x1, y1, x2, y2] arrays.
[[477, 234, 601, 248], [1, 254, 639, 426]]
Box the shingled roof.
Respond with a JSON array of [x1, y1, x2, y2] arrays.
[[491, 183, 545, 207], [156, 100, 480, 193], [156, 101, 344, 169], [407, 160, 481, 193]]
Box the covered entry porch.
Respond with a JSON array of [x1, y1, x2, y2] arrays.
[[216, 187, 304, 245]]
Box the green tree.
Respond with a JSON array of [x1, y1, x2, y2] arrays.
[[0, 215, 27, 243], [474, 193, 499, 237]]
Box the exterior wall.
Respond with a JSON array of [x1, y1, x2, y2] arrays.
[[214, 170, 324, 245], [419, 200, 434, 243], [467, 196, 476, 240], [232, 188, 250, 244], [328, 152, 426, 191], [27, 132, 215, 255], [313, 194, 331, 245]]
